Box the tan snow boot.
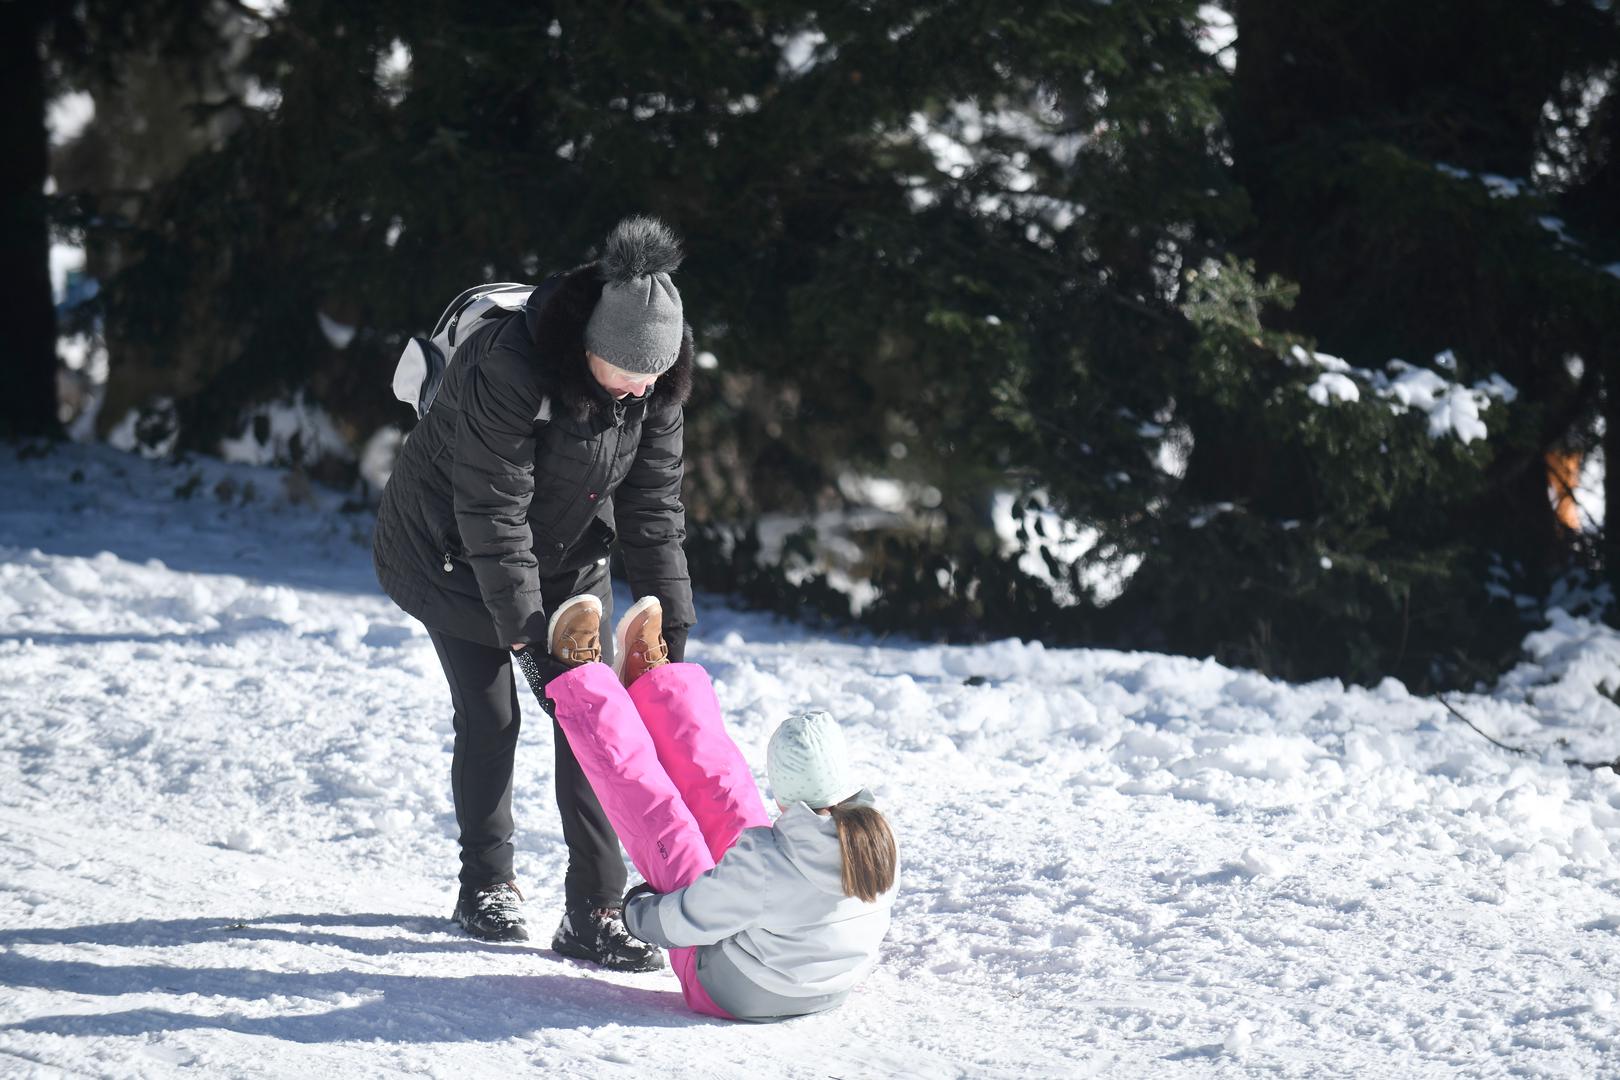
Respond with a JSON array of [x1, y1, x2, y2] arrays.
[[547, 594, 603, 666], [612, 596, 670, 687]]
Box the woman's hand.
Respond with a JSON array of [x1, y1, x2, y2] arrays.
[[510, 644, 571, 707]]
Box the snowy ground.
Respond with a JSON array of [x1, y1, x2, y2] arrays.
[[2, 445, 1618, 1079]]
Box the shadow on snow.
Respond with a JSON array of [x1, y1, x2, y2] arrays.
[[0, 912, 712, 1042]]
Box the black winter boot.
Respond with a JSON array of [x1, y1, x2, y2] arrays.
[[551, 905, 665, 972], [453, 881, 530, 942]]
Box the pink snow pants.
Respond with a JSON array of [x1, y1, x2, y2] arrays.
[[547, 662, 772, 1020]]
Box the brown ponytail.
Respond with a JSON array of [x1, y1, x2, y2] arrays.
[[826, 799, 897, 902]]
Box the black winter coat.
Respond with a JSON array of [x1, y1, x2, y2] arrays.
[[372, 262, 696, 649]]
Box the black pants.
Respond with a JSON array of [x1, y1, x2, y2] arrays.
[[425, 562, 626, 909]]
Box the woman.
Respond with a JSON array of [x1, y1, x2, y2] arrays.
[[372, 216, 696, 969]]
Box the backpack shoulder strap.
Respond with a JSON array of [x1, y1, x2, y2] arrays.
[[523, 276, 567, 425], [521, 274, 564, 321]]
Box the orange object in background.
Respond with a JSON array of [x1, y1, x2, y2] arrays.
[[1546, 449, 1583, 531]]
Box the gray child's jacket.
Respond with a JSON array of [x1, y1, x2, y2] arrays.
[[623, 790, 897, 1021]]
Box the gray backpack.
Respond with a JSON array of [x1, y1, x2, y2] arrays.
[[391, 280, 558, 419]]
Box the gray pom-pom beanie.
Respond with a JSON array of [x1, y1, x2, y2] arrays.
[[584, 215, 685, 376]]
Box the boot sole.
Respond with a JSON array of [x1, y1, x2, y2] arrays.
[[611, 595, 663, 686], [547, 593, 603, 661], [451, 912, 531, 943], [551, 937, 667, 972]]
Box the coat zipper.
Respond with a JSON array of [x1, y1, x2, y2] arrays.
[[608, 416, 625, 488]]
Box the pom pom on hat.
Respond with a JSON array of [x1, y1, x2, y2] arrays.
[[767, 710, 862, 808], [599, 215, 683, 281]]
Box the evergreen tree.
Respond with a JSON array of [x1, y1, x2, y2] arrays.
[[1119, 0, 1620, 685], [20, 0, 230, 443], [53, 0, 1620, 686], [78, 0, 1237, 542], [1544, 44, 1620, 614]]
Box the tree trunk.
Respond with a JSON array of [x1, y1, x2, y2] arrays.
[[1605, 371, 1620, 628], [0, 0, 61, 440]]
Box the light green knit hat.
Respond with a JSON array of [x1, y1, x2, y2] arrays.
[[766, 711, 862, 808]]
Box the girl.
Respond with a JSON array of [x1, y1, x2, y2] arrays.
[[535, 594, 899, 1022]]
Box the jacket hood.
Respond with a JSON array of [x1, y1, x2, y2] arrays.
[[525, 261, 694, 421], [772, 788, 878, 897]]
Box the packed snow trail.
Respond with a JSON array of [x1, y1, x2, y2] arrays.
[[1, 445, 1618, 1079]]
